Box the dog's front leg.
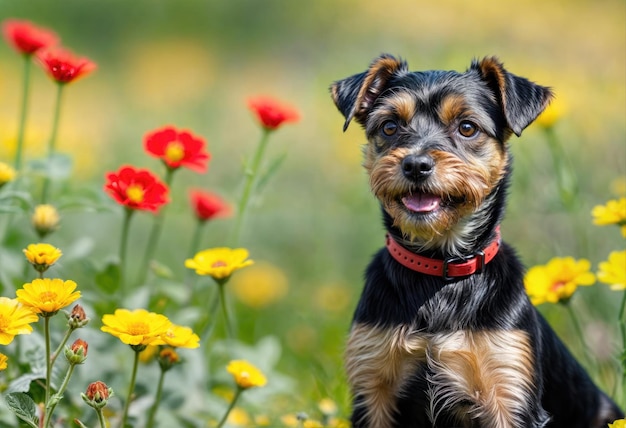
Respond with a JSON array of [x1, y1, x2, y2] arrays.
[[346, 323, 427, 428]]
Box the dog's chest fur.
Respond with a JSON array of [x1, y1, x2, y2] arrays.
[[345, 321, 535, 428]]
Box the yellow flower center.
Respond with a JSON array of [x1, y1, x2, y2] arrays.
[[126, 184, 145, 203], [128, 321, 150, 336], [165, 141, 185, 163], [39, 291, 58, 303]]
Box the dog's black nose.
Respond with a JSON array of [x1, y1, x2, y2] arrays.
[[401, 154, 434, 180]]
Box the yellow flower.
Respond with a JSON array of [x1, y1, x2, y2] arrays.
[[0, 353, 7, 371], [327, 418, 351, 428], [280, 414, 300, 427], [153, 324, 200, 348], [230, 262, 288, 308], [314, 283, 351, 313], [227, 407, 250, 426], [0, 162, 16, 187], [226, 359, 267, 389], [0, 297, 38, 345], [16, 278, 80, 316], [101, 308, 171, 347], [592, 197, 626, 237], [597, 250, 626, 291], [609, 419, 626, 428], [23, 243, 62, 272], [255, 415, 271, 426], [318, 398, 338, 416], [184, 247, 253, 281], [524, 257, 596, 305], [32, 204, 60, 238], [535, 97, 565, 129]]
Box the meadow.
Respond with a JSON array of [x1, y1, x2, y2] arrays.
[[0, 0, 624, 426]]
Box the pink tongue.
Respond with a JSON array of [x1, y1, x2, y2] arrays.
[[402, 194, 441, 213]]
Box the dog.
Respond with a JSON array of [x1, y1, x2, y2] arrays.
[[330, 55, 623, 427]]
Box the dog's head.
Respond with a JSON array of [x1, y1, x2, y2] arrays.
[[331, 55, 552, 253]]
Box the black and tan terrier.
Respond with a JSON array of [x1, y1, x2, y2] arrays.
[[331, 55, 623, 428]]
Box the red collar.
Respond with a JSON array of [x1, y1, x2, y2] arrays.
[[385, 227, 501, 280]]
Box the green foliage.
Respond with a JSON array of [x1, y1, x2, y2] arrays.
[[5, 393, 39, 428]]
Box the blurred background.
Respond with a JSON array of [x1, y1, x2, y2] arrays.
[[0, 0, 624, 425]]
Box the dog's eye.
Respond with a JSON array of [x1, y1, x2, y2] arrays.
[[381, 121, 398, 137], [458, 121, 478, 138]]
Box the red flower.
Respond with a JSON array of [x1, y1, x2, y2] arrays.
[[189, 189, 231, 222], [144, 126, 210, 173], [104, 165, 169, 213], [247, 96, 300, 131], [2, 19, 58, 55], [36, 47, 96, 84]]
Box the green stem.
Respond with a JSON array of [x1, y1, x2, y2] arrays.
[[216, 280, 233, 339], [120, 349, 141, 428], [184, 219, 206, 293], [564, 302, 596, 375], [44, 362, 76, 428], [543, 127, 578, 211], [41, 83, 65, 204], [49, 327, 74, 369], [119, 208, 135, 296], [199, 288, 221, 344], [145, 366, 167, 428], [138, 168, 175, 285], [95, 408, 107, 428], [619, 291, 626, 408], [14, 54, 32, 172], [215, 387, 242, 428], [231, 129, 271, 245], [188, 219, 205, 261], [44, 316, 52, 422]]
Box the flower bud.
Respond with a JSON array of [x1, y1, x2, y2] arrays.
[[22, 243, 62, 274], [32, 204, 60, 238], [67, 304, 89, 329], [81, 381, 113, 409], [65, 338, 88, 364], [158, 347, 180, 371], [0, 162, 16, 189]]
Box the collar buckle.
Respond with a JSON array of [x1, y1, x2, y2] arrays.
[[442, 250, 484, 281]]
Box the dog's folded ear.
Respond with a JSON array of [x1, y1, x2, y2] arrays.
[[473, 57, 554, 137], [331, 54, 408, 131]]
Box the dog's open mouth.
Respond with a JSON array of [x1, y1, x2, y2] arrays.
[[401, 193, 442, 214]]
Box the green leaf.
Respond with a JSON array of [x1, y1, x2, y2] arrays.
[[150, 260, 175, 279], [0, 190, 34, 211], [95, 261, 121, 294], [5, 392, 39, 428], [256, 152, 287, 193], [7, 372, 45, 394], [28, 153, 73, 180]]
